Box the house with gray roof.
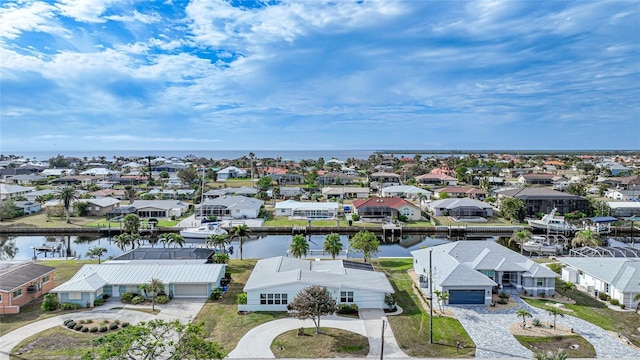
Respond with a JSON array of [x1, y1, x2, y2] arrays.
[[130, 200, 188, 218], [497, 187, 589, 216], [198, 195, 263, 220], [380, 185, 432, 199], [412, 241, 556, 305], [3, 174, 47, 185], [558, 257, 640, 308], [0, 261, 56, 314], [275, 199, 340, 219], [0, 184, 35, 201], [50, 260, 225, 306], [427, 198, 494, 218], [217, 166, 247, 181], [85, 197, 121, 217], [239, 256, 394, 312]]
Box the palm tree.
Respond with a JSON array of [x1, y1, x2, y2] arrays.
[[516, 309, 532, 328], [55, 186, 79, 223], [634, 283, 640, 313], [560, 281, 576, 294], [509, 229, 532, 254], [571, 229, 601, 247], [86, 246, 107, 264], [289, 235, 309, 259], [146, 277, 164, 311], [546, 307, 565, 329], [123, 214, 141, 235], [416, 193, 429, 211], [160, 233, 185, 248], [206, 233, 230, 253], [230, 224, 250, 260], [323, 233, 343, 260], [115, 233, 132, 251]]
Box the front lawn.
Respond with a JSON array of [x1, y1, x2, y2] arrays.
[[271, 327, 369, 358], [12, 326, 96, 359], [514, 335, 596, 358], [522, 281, 640, 347], [376, 258, 475, 357]]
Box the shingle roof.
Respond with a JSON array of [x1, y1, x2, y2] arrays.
[[0, 263, 56, 291]]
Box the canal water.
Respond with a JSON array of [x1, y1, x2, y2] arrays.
[[1, 233, 477, 261]]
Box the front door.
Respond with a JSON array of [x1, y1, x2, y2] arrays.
[[112, 285, 119, 297]]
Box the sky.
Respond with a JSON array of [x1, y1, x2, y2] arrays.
[[1, 0, 639, 153]]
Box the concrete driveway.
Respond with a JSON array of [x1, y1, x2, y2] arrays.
[[0, 298, 206, 360]]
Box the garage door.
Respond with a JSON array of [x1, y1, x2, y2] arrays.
[[449, 290, 485, 304], [173, 284, 208, 298]]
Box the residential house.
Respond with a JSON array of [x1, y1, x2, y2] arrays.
[[130, 200, 188, 218], [316, 172, 355, 186], [0, 262, 56, 314], [90, 188, 126, 200], [415, 173, 458, 186], [3, 174, 47, 185], [41, 168, 75, 177], [607, 202, 640, 217], [217, 166, 247, 181], [198, 195, 264, 220], [369, 172, 402, 190], [412, 241, 556, 305], [24, 189, 56, 202], [14, 201, 42, 215], [433, 186, 487, 200], [427, 198, 494, 218], [80, 168, 120, 178], [380, 185, 432, 200], [321, 186, 370, 200], [269, 173, 304, 186], [0, 184, 35, 201], [0, 168, 41, 179], [275, 200, 339, 219], [270, 186, 305, 199], [618, 175, 640, 190], [497, 187, 589, 216], [353, 197, 422, 222], [597, 161, 631, 176], [50, 175, 97, 186], [239, 257, 394, 312], [517, 173, 566, 185], [50, 258, 225, 305], [606, 189, 640, 201], [558, 257, 640, 309], [84, 197, 121, 217]]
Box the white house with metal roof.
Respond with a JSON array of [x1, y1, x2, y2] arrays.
[[380, 185, 432, 199], [50, 261, 225, 306], [274, 200, 340, 219], [198, 195, 264, 219], [412, 241, 557, 305], [239, 256, 394, 312], [558, 257, 640, 308]]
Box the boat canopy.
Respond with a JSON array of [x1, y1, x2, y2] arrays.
[[587, 216, 618, 223]]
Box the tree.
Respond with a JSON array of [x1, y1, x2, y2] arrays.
[[145, 278, 164, 311], [0, 236, 18, 260], [571, 229, 601, 247], [115, 233, 140, 251], [83, 319, 222, 360], [124, 185, 136, 204], [123, 214, 141, 234], [55, 186, 79, 223], [509, 229, 532, 254], [178, 166, 199, 186], [287, 285, 337, 334], [433, 290, 449, 314], [416, 193, 429, 211], [207, 233, 230, 253], [349, 230, 380, 263], [86, 246, 107, 264], [0, 199, 20, 221], [500, 197, 525, 222], [230, 224, 250, 260], [323, 233, 343, 260], [289, 234, 309, 258], [160, 233, 185, 248], [546, 307, 565, 329], [41, 293, 59, 311], [634, 283, 640, 313], [256, 176, 274, 192], [516, 309, 532, 328], [560, 281, 575, 294]]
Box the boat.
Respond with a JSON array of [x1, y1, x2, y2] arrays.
[[527, 208, 577, 233], [522, 236, 563, 255], [33, 243, 62, 252], [180, 223, 228, 239]]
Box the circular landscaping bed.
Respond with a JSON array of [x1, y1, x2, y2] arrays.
[[510, 321, 596, 358], [271, 327, 369, 358]]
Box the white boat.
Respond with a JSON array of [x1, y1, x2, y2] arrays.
[[527, 208, 577, 233], [180, 223, 228, 239], [522, 236, 563, 255]]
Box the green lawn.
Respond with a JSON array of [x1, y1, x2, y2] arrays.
[[271, 327, 369, 358], [514, 334, 596, 358], [522, 281, 640, 347], [0, 260, 95, 336], [376, 258, 475, 357]]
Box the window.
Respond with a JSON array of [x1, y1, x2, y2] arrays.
[[13, 289, 22, 298], [42, 275, 50, 283], [267, 294, 274, 304], [536, 278, 544, 286], [69, 292, 81, 300], [0, 293, 3, 302], [340, 291, 354, 303], [260, 294, 266, 304], [260, 293, 287, 305]]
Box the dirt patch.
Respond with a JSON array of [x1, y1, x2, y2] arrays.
[[521, 294, 576, 304], [16, 329, 94, 354], [488, 294, 519, 311], [509, 321, 574, 337]]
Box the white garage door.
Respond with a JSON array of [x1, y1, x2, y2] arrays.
[[173, 284, 208, 298]]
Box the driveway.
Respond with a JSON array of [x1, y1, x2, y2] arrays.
[[0, 298, 206, 360], [450, 291, 640, 359], [228, 309, 409, 359]]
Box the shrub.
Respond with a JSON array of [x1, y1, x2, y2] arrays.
[[337, 304, 359, 315], [499, 292, 509, 299], [74, 324, 83, 331], [109, 323, 119, 330], [41, 293, 59, 311], [155, 295, 169, 304], [90, 327, 98, 333], [610, 299, 620, 306], [351, 213, 360, 221], [224, 271, 232, 280], [121, 293, 135, 302], [237, 292, 247, 305], [60, 302, 82, 310], [81, 326, 89, 332], [114, 319, 120, 324], [620, 304, 626, 309], [99, 326, 108, 332], [122, 322, 130, 328], [209, 288, 223, 301], [66, 321, 76, 329], [93, 299, 105, 306], [84, 319, 92, 324], [132, 296, 144, 305], [548, 263, 564, 274], [532, 318, 542, 327], [78, 320, 86, 324], [384, 294, 396, 308], [63, 319, 74, 326], [497, 298, 508, 305]]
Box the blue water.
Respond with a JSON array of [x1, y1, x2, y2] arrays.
[[3, 234, 456, 261]]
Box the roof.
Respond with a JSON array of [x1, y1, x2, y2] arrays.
[[86, 197, 120, 207], [51, 263, 225, 292], [0, 262, 56, 291], [557, 257, 640, 292], [244, 257, 394, 293], [380, 185, 432, 195], [201, 195, 264, 210], [353, 197, 418, 210], [498, 187, 585, 200], [434, 186, 487, 195], [113, 247, 215, 260], [0, 183, 36, 195], [130, 200, 188, 210], [275, 200, 339, 211], [587, 216, 618, 223], [428, 198, 493, 210]]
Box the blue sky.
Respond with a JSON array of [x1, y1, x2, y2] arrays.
[[1, 0, 639, 152]]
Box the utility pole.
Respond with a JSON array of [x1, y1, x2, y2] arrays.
[[380, 319, 385, 360], [429, 249, 434, 344]]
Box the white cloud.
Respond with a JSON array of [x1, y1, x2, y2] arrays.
[[0, 1, 68, 40], [54, 0, 120, 23]]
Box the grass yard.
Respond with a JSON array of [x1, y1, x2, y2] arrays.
[[375, 258, 475, 357], [12, 326, 97, 359], [271, 327, 369, 358], [514, 335, 596, 358], [263, 217, 349, 227], [0, 213, 99, 228], [193, 259, 289, 357], [433, 216, 515, 227], [522, 281, 640, 347], [0, 260, 95, 336]]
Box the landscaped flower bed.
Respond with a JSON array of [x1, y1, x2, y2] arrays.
[[62, 318, 129, 333]]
